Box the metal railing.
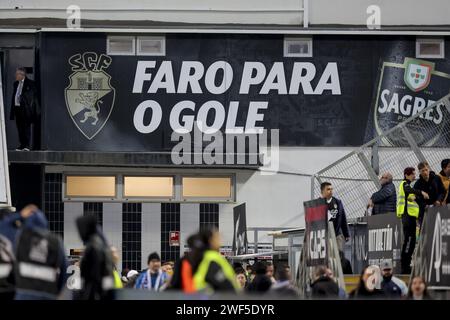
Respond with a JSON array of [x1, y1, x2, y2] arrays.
[[311, 92, 450, 220], [246, 226, 298, 254]]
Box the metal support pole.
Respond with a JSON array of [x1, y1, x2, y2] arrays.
[[357, 151, 382, 189], [254, 230, 258, 254], [328, 222, 345, 290], [303, 0, 309, 28], [444, 94, 450, 113], [245, 230, 248, 254], [371, 141, 380, 176], [401, 125, 427, 163], [288, 235, 294, 273], [310, 175, 316, 200], [272, 234, 275, 252]]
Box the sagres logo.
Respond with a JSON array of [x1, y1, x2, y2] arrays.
[[371, 57, 450, 146], [65, 52, 115, 140], [404, 58, 433, 92]]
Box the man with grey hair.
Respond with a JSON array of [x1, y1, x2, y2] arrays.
[[10, 67, 40, 151], [368, 172, 397, 215]]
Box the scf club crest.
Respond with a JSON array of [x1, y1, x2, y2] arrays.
[[65, 52, 115, 140]]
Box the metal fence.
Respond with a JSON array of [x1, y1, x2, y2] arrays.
[[311, 92, 450, 221]]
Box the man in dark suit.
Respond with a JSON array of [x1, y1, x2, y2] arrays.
[[10, 67, 40, 151]]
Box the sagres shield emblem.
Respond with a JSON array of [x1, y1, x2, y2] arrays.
[[65, 52, 115, 140], [404, 58, 434, 92]]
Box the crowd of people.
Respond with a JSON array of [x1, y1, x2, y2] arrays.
[[319, 158, 450, 280], [1, 158, 448, 300], [0, 209, 298, 300], [0, 203, 437, 300], [306, 260, 430, 300], [366, 159, 450, 274]]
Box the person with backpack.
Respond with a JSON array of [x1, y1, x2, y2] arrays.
[[14, 205, 67, 300]]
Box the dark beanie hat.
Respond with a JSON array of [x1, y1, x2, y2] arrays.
[[147, 252, 160, 264]]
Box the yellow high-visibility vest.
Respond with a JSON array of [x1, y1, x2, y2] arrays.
[[396, 180, 419, 218], [193, 250, 239, 292], [113, 269, 123, 289]]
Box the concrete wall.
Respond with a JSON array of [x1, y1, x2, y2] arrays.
[[1, 0, 449, 27]]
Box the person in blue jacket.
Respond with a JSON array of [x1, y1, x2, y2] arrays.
[[0, 207, 22, 246], [135, 252, 169, 292], [0, 207, 19, 299]]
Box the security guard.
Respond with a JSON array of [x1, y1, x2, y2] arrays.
[[193, 228, 239, 293], [14, 205, 67, 300], [397, 167, 428, 274]]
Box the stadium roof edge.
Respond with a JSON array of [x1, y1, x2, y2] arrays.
[[1, 27, 450, 36], [1, 18, 450, 35]]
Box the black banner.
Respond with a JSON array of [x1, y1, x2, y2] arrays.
[[304, 198, 328, 266], [232, 203, 248, 256], [39, 33, 413, 152], [37, 33, 450, 153], [349, 222, 368, 275], [367, 213, 403, 274], [421, 205, 450, 288]]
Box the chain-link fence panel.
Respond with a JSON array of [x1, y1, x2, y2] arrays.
[[312, 93, 450, 221], [313, 151, 379, 219]]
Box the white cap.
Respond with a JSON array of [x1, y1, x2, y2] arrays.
[[127, 270, 139, 278]]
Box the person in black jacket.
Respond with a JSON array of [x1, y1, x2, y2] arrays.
[[310, 265, 339, 299], [76, 215, 115, 300], [438, 159, 450, 204], [368, 172, 396, 215], [10, 67, 40, 151], [339, 251, 353, 274], [399, 167, 428, 274], [320, 182, 350, 252], [414, 161, 446, 226], [247, 261, 272, 294]]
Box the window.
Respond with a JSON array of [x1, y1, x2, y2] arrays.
[[416, 38, 444, 59], [123, 176, 173, 198], [122, 203, 142, 270], [107, 36, 135, 55], [200, 203, 219, 231], [182, 177, 232, 200], [65, 175, 116, 198], [284, 37, 313, 57], [44, 173, 64, 239], [137, 36, 165, 56], [62, 172, 235, 202]]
